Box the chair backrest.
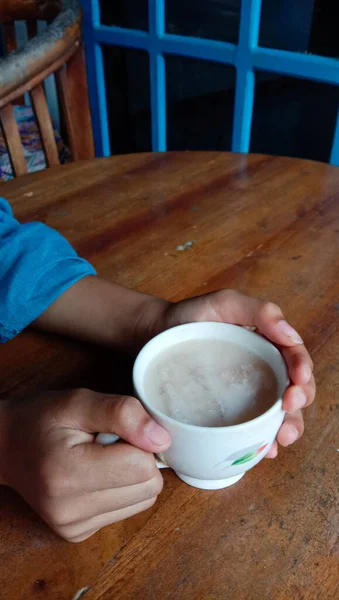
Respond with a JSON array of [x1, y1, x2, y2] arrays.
[[0, 0, 94, 178]]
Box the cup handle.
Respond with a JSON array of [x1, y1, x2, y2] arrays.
[[95, 433, 169, 469]]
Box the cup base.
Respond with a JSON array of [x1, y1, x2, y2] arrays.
[[176, 472, 245, 490]]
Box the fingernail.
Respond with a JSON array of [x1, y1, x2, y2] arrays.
[[144, 421, 170, 446], [293, 388, 307, 410], [278, 320, 303, 344], [285, 426, 299, 445]]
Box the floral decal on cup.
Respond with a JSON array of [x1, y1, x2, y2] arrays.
[[230, 444, 268, 465], [215, 443, 268, 470]]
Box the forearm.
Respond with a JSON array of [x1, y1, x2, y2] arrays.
[[33, 276, 171, 351], [0, 197, 96, 344], [0, 197, 170, 350]]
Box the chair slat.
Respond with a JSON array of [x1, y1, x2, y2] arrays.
[[0, 1, 93, 180], [0, 104, 27, 176], [30, 83, 60, 167], [56, 47, 95, 162]]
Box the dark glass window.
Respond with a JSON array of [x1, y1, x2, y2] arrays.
[[99, 0, 148, 31], [165, 0, 240, 44], [102, 46, 151, 154], [166, 55, 235, 151], [251, 72, 339, 163]]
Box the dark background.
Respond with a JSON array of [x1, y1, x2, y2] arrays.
[[99, 0, 339, 163], [1, 1, 338, 163]]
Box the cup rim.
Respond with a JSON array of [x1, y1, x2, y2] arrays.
[[133, 322, 289, 432]]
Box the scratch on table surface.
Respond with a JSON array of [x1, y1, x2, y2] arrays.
[[108, 540, 128, 564], [72, 587, 91, 600], [176, 240, 196, 251], [246, 243, 263, 257], [23, 191, 34, 197]]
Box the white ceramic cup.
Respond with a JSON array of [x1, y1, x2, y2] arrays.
[[97, 322, 289, 490]]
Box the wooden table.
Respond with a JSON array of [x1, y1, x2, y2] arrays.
[[0, 153, 338, 600]]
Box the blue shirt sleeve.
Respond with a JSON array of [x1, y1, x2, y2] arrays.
[[0, 197, 96, 343]]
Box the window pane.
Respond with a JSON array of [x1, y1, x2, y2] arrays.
[[166, 56, 235, 151], [99, 0, 148, 31], [165, 0, 240, 44], [259, 0, 338, 58], [259, 0, 315, 53], [308, 0, 339, 59], [250, 72, 339, 163], [102, 47, 151, 154]]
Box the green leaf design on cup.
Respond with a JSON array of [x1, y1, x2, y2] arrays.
[[216, 443, 269, 470], [231, 451, 258, 466]]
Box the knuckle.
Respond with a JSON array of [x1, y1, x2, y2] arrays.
[[71, 387, 88, 397], [69, 387, 92, 405], [306, 385, 316, 405], [38, 470, 66, 499], [291, 351, 304, 369], [151, 470, 164, 496], [259, 301, 281, 320], [43, 504, 74, 529], [298, 419, 305, 437], [38, 457, 74, 499], [144, 496, 157, 510], [113, 395, 141, 424], [53, 387, 91, 419], [55, 525, 84, 542], [135, 497, 157, 516], [67, 532, 94, 544], [226, 289, 239, 299], [39, 478, 59, 499], [137, 452, 158, 482], [219, 289, 239, 303]]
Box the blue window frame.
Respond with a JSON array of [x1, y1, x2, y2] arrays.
[[82, 0, 339, 165]]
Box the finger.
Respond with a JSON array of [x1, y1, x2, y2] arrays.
[[265, 440, 278, 459], [282, 377, 316, 412], [276, 410, 304, 447], [71, 440, 160, 492], [282, 346, 313, 386], [65, 389, 171, 453], [63, 471, 163, 522], [210, 290, 304, 347], [70, 529, 100, 543], [59, 497, 157, 543]]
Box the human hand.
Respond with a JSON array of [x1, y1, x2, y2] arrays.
[[159, 290, 315, 458], [0, 390, 171, 542]]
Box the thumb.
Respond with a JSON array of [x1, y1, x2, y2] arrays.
[[68, 389, 171, 453]]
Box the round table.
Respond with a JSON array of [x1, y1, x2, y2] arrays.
[[1, 153, 338, 600]]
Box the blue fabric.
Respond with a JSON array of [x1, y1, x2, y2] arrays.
[[0, 197, 96, 343]]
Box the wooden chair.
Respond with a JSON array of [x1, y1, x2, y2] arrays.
[[0, 0, 95, 178]]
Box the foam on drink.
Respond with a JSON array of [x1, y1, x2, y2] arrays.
[[143, 339, 278, 427]]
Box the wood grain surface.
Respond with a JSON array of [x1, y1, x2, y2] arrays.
[[0, 153, 338, 600]]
